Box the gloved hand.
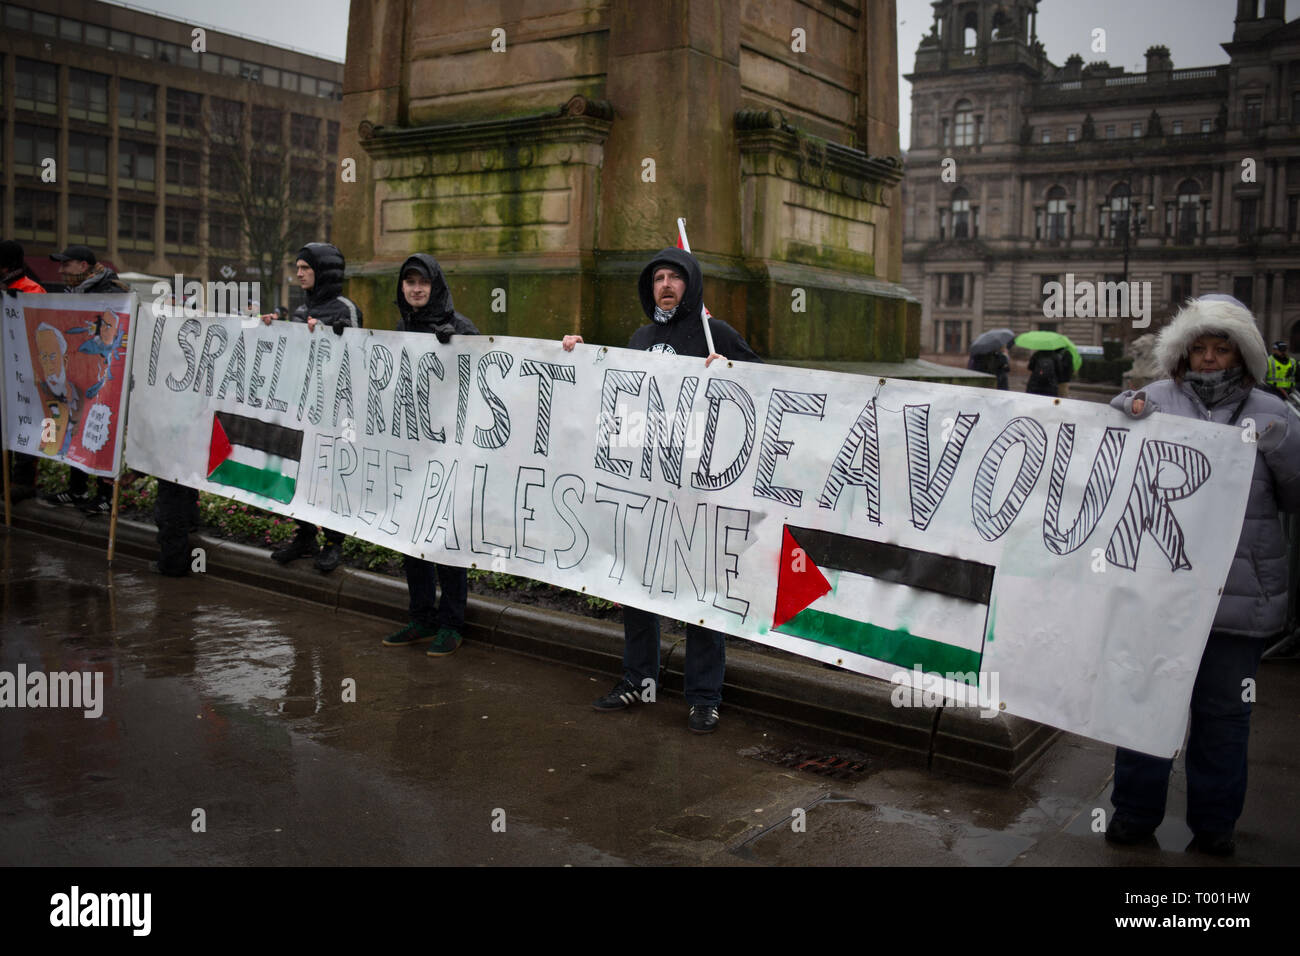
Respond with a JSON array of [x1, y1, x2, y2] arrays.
[[433, 321, 455, 344], [332, 319, 346, 337]]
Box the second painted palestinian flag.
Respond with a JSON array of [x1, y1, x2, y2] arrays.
[[206, 410, 303, 504], [773, 525, 994, 680]]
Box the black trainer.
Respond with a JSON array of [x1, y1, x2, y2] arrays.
[[314, 543, 343, 573], [272, 531, 318, 564], [81, 495, 111, 517], [688, 705, 719, 734], [593, 678, 643, 711], [1104, 815, 1156, 846], [43, 490, 84, 507], [1189, 831, 1235, 857]]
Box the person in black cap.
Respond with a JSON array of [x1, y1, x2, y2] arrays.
[[2, 240, 45, 501], [380, 254, 479, 657], [262, 242, 362, 572], [562, 246, 760, 734], [50, 244, 129, 295], [43, 245, 127, 514]]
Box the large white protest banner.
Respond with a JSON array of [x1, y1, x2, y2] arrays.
[[124, 311, 1259, 757], [3, 292, 137, 478]]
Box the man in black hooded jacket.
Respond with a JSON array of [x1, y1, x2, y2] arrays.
[[563, 246, 760, 734], [381, 254, 479, 656], [267, 242, 363, 571]]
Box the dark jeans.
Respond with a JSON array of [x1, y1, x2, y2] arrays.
[[68, 469, 109, 498], [10, 452, 36, 486], [404, 556, 468, 631], [1111, 630, 1266, 836], [622, 606, 726, 707], [294, 517, 342, 546], [155, 479, 199, 575]]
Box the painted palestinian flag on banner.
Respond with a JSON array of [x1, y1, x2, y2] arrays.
[[206, 410, 303, 504], [773, 525, 994, 680]]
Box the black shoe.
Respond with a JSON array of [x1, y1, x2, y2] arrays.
[[1104, 815, 1157, 846], [10, 484, 35, 503], [314, 543, 342, 573], [593, 678, 643, 711], [148, 560, 189, 578], [272, 532, 318, 564], [43, 490, 84, 507], [688, 705, 720, 734], [81, 495, 111, 516], [382, 622, 437, 647], [1189, 830, 1236, 857]]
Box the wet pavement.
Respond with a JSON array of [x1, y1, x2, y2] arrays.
[[2, 527, 1297, 867]]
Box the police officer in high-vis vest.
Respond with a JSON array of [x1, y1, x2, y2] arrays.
[[1266, 341, 1295, 396]]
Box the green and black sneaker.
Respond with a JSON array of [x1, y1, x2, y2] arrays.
[[383, 622, 438, 647], [426, 627, 464, 657]]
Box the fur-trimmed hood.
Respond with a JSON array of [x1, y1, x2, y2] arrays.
[[1153, 295, 1268, 383]]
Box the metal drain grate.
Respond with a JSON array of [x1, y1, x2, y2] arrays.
[[743, 746, 870, 781]]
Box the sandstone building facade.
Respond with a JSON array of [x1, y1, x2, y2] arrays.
[[902, 0, 1300, 354]]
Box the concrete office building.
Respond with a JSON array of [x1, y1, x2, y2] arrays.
[[0, 0, 342, 307]]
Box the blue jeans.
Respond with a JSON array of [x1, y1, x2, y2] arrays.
[[404, 556, 468, 631], [1111, 630, 1266, 835], [622, 606, 726, 707]]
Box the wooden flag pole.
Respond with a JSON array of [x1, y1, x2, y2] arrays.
[[106, 474, 121, 563], [675, 218, 718, 357], [2, 448, 10, 528]]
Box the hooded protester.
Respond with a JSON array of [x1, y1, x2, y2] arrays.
[[562, 246, 760, 734], [392, 253, 478, 341], [43, 245, 125, 514], [268, 242, 362, 571], [381, 254, 479, 657], [628, 247, 759, 361], [1105, 294, 1300, 856], [288, 242, 362, 334]]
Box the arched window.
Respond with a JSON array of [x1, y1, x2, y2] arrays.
[[952, 186, 971, 238], [954, 99, 974, 146], [963, 11, 978, 50], [1046, 186, 1069, 240], [1100, 182, 1131, 239], [1177, 179, 1201, 242]]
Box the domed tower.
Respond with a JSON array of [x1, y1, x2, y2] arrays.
[[913, 0, 1045, 74]]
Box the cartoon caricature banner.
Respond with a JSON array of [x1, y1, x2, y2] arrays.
[[2, 292, 137, 478], [124, 311, 1262, 758]]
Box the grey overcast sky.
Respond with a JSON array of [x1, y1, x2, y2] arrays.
[[113, 0, 1291, 149]]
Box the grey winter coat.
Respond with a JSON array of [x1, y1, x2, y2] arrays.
[[1111, 378, 1300, 638]]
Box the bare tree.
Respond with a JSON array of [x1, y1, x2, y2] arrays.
[[203, 98, 293, 310]]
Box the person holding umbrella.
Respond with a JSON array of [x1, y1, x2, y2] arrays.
[[1016, 330, 1079, 398], [968, 328, 1013, 390], [1104, 293, 1300, 856]]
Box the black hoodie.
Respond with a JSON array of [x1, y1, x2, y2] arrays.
[[394, 254, 479, 342], [628, 247, 759, 362], [292, 242, 362, 332]]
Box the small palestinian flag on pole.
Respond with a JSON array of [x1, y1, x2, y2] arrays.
[[206, 410, 303, 504], [773, 525, 994, 680], [675, 218, 717, 356]]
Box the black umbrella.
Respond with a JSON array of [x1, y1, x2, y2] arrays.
[[969, 328, 1015, 356]]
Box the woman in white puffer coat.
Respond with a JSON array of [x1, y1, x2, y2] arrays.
[[1104, 294, 1300, 856]]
